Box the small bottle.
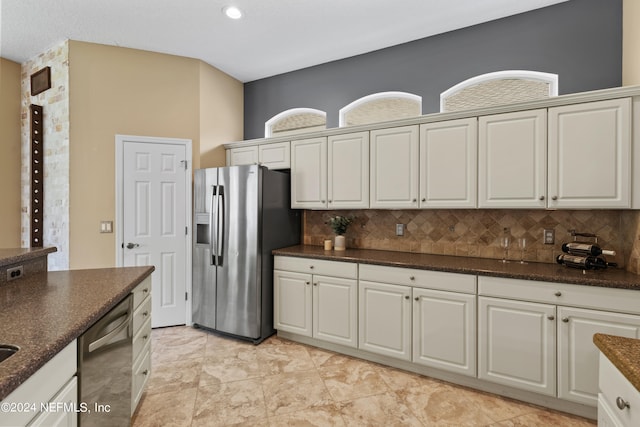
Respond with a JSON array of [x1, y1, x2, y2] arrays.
[[556, 254, 608, 270], [561, 242, 616, 257]]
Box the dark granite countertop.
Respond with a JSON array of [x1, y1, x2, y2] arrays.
[[0, 266, 154, 401], [0, 247, 57, 268], [273, 245, 640, 290], [594, 333, 640, 393]]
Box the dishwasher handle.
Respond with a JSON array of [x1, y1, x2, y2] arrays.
[[88, 312, 131, 353]]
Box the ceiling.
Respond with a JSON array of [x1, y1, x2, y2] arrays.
[[1, 0, 568, 83]]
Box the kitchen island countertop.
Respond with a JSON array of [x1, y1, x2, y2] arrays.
[[594, 333, 640, 393], [273, 245, 640, 290], [0, 247, 57, 269], [0, 266, 154, 401]]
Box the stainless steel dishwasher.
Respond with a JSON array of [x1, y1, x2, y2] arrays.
[[78, 294, 133, 426]]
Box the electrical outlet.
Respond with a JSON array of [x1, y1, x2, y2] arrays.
[[395, 224, 405, 236], [543, 229, 555, 245], [7, 265, 24, 281]]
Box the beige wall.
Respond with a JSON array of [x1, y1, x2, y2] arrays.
[[199, 62, 243, 169], [623, 0, 640, 85], [68, 41, 242, 268], [0, 58, 22, 247]]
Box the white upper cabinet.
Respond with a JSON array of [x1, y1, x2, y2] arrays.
[[291, 137, 327, 209], [328, 131, 369, 209], [228, 142, 291, 169], [419, 118, 477, 208], [370, 125, 419, 209], [478, 109, 547, 208], [258, 141, 291, 169], [228, 145, 259, 166], [548, 98, 631, 208]]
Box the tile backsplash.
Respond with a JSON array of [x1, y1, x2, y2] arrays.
[[304, 209, 640, 273]]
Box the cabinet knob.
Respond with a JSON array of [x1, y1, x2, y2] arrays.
[[421, 198, 426, 202], [412, 199, 417, 203], [555, 291, 562, 297], [143, 311, 149, 317], [405, 295, 410, 300], [552, 196, 558, 201], [143, 369, 149, 376], [409, 276, 415, 281], [616, 396, 630, 410], [143, 288, 149, 294], [562, 317, 569, 323], [539, 196, 545, 201], [414, 297, 419, 301], [313, 283, 317, 286], [143, 334, 149, 340], [305, 281, 310, 285], [547, 315, 555, 321], [321, 200, 325, 203], [309, 265, 314, 269]]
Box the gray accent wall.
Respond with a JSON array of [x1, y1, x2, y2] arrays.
[[243, 0, 622, 140]]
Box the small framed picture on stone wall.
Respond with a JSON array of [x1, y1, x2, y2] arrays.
[[30, 67, 51, 96]]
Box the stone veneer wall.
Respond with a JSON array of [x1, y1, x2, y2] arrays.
[[304, 209, 640, 273], [20, 41, 70, 270]]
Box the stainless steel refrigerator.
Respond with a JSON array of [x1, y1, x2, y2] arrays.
[[192, 165, 300, 343]]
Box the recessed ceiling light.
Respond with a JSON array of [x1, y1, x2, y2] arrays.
[[223, 5, 243, 20]]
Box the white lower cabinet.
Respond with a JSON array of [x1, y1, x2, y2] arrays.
[[358, 264, 476, 371], [274, 256, 358, 347], [132, 277, 152, 415], [358, 280, 412, 360], [413, 288, 476, 376], [478, 296, 557, 396], [479, 276, 640, 408], [558, 307, 640, 406], [1, 341, 77, 427]]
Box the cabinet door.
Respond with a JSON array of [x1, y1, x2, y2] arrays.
[[358, 280, 411, 360], [228, 146, 258, 166], [598, 395, 624, 427], [28, 377, 78, 427], [274, 270, 313, 336], [291, 137, 327, 209], [478, 297, 556, 396], [558, 306, 640, 406], [412, 288, 476, 376], [328, 132, 369, 209], [370, 126, 419, 209], [419, 118, 477, 208], [548, 98, 631, 208], [313, 275, 358, 348], [259, 141, 290, 169], [478, 109, 547, 208]]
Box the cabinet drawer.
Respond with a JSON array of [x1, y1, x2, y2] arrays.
[[228, 146, 258, 166], [359, 264, 476, 293], [132, 341, 151, 414], [133, 317, 152, 362], [274, 256, 357, 278], [599, 354, 640, 426], [132, 276, 151, 309], [133, 296, 152, 333], [478, 276, 640, 315]]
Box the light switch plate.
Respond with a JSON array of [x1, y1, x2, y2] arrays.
[[100, 221, 113, 233]]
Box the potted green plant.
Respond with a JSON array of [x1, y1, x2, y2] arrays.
[[327, 215, 353, 250]]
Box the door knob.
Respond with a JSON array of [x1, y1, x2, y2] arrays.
[[126, 243, 140, 249]]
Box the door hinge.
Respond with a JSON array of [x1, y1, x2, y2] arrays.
[[185, 226, 188, 235], [185, 292, 188, 301], [180, 160, 188, 170]]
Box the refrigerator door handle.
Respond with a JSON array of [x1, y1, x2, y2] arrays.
[[217, 185, 225, 266], [210, 185, 218, 266]]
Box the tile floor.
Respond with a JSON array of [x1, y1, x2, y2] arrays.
[[132, 326, 596, 426]]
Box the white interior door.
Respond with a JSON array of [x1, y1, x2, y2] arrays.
[[117, 135, 191, 328]]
